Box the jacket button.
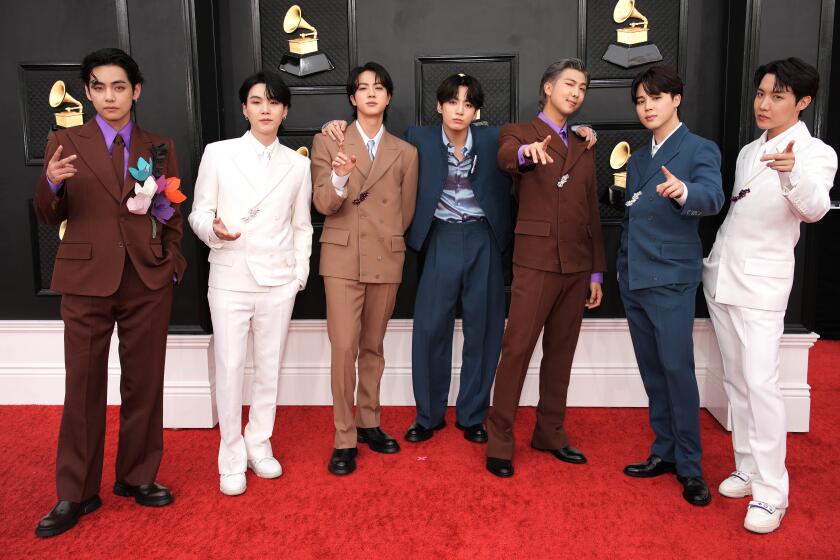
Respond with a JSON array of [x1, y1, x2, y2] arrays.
[[377, 256, 383, 261], [648, 216, 653, 221], [360, 214, 367, 219], [118, 242, 124, 248], [375, 274, 380, 279]]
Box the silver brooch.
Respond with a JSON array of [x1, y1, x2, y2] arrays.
[[241, 207, 260, 222], [625, 192, 641, 207], [557, 174, 570, 188]]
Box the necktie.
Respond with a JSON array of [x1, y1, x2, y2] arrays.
[[367, 139, 375, 161], [260, 147, 271, 169], [111, 134, 125, 186], [560, 127, 569, 148]]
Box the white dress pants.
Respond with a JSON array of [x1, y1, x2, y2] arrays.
[[705, 289, 789, 508], [209, 283, 297, 475]]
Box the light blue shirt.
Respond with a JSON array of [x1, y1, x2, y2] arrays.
[[434, 126, 485, 222]]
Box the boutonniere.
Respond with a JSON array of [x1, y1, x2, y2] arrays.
[[125, 146, 186, 238], [730, 188, 750, 203], [352, 192, 369, 205], [556, 174, 570, 189], [625, 191, 641, 207]]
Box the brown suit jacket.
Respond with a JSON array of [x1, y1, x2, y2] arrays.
[[498, 117, 606, 275], [311, 123, 418, 283], [34, 119, 187, 296]]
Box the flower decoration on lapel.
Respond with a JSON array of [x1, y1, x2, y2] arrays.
[[730, 188, 750, 203], [625, 191, 642, 207], [352, 192, 369, 205], [124, 145, 186, 239]]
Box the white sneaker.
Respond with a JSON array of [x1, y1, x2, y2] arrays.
[[247, 456, 283, 479], [718, 471, 753, 498], [744, 501, 785, 534], [219, 473, 246, 496]]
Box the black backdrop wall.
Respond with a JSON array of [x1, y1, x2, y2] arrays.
[[1, 0, 836, 335]]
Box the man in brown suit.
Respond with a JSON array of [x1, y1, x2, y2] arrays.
[[311, 62, 418, 475], [486, 59, 606, 477], [33, 49, 186, 537]]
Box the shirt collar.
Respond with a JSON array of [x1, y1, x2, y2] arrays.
[[95, 113, 132, 151], [246, 130, 279, 158], [355, 120, 385, 147], [441, 125, 473, 157], [758, 120, 804, 153], [537, 112, 568, 138], [651, 122, 682, 153]]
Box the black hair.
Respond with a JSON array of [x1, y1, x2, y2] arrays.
[[753, 57, 819, 102], [80, 48, 144, 88], [346, 61, 393, 121], [630, 65, 684, 103], [539, 58, 589, 110], [238, 71, 292, 107], [436, 74, 484, 110]]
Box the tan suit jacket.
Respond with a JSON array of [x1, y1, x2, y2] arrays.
[[311, 123, 418, 283]]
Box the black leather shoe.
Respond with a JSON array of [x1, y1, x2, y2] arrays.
[[678, 475, 712, 506], [623, 455, 677, 478], [404, 420, 446, 443], [113, 482, 173, 507], [531, 444, 587, 464], [328, 447, 358, 476], [35, 495, 102, 538], [455, 422, 488, 443], [486, 457, 514, 478], [357, 427, 400, 453]]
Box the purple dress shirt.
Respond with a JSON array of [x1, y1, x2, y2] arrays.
[[515, 112, 602, 284]]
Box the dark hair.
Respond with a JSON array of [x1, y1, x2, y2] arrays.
[[630, 65, 684, 103], [346, 61, 393, 121], [753, 57, 819, 102], [436, 74, 484, 110], [539, 58, 589, 110], [80, 48, 144, 88], [238, 71, 292, 107]]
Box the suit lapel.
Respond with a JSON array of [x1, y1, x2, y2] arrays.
[[638, 124, 688, 187], [560, 133, 586, 177], [630, 144, 652, 194], [362, 130, 400, 193], [532, 118, 567, 168], [67, 119, 122, 203], [342, 123, 369, 182], [262, 146, 293, 197], [231, 133, 263, 194]]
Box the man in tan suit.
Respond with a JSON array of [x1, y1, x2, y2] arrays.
[[486, 59, 606, 478], [311, 62, 418, 475]]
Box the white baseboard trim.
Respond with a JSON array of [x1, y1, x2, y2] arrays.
[[0, 319, 817, 431]]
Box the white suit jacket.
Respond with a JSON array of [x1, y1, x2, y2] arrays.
[[703, 121, 837, 311], [189, 133, 313, 292]]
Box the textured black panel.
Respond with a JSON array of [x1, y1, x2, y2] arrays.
[[18, 64, 95, 165], [415, 56, 517, 126], [592, 126, 649, 222], [585, 0, 680, 80], [259, 0, 352, 88]]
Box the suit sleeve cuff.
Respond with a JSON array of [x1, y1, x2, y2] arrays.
[[676, 182, 688, 206]]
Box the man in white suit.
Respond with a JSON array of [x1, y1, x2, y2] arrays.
[[703, 58, 837, 533], [189, 72, 313, 495]]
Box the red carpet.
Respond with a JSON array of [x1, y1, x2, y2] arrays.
[[1, 341, 839, 558]]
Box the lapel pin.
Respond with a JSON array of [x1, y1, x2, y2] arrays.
[[557, 174, 570, 188], [625, 191, 641, 207]]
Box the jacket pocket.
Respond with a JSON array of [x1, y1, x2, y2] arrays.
[[391, 236, 406, 252], [660, 242, 701, 260], [743, 258, 795, 279], [514, 220, 551, 237], [320, 227, 350, 246], [208, 250, 234, 267], [56, 242, 91, 260]]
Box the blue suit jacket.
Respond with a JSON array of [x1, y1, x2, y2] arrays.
[[617, 125, 724, 290], [403, 125, 512, 252]]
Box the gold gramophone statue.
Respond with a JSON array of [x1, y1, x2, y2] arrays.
[[49, 80, 84, 128], [278, 5, 334, 77], [609, 141, 631, 206], [296, 146, 310, 158], [602, 0, 663, 69]]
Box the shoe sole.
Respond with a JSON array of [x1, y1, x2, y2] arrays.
[[455, 424, 488, 444], [35, 496, 101, 538], [531, 445, 587, 464], [220, 485, 246, 496], [719, 486, 752, 498], [404, 422, 446, 443], [486, 465, 514, 478], [744, 512, 784, 534], [113, 483, 173, 507], [248, 465, 283, 479], [356, 435, 401, 454], [328, 463, 356, 476], [623, 465, 677, 478]]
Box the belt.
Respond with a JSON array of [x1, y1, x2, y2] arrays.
[[433, 216, 487, 224]]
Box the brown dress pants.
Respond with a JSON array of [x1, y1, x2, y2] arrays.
[[56, 257, 173, 502], [324, 276, 399, 449], [486, 265, 589, 460]]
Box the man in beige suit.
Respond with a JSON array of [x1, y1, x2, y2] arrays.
[[311, 62, 418, 475]]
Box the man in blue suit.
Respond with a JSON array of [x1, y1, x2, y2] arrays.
[[617, 66, 724, 506]]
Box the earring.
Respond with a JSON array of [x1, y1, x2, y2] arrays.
[[244, 116, 249, 121]]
